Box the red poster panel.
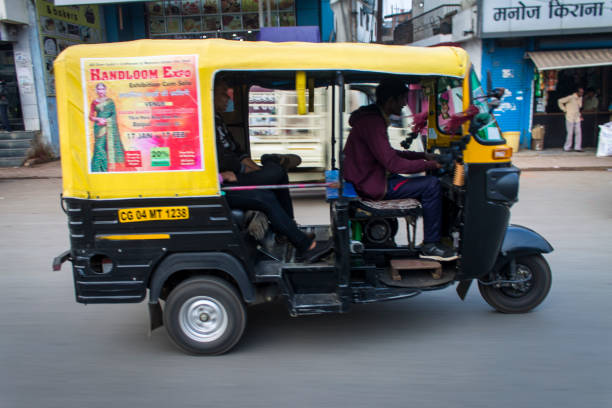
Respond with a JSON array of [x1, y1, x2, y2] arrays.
[[82, 55, 203, 173]]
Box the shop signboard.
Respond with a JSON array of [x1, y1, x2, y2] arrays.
[[37, 0, 103, 95], [82, 55, 204, 173], [480, 0, 612, 37]]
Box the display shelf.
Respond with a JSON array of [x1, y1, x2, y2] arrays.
[[248, 88, 329, 168]]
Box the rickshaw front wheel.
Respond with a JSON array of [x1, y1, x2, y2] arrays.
[[478, 254, 552, 314], [164, 276, 246, 355]]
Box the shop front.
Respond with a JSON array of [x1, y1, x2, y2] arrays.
[[527, 46, 611, 149], [480, 0, 612, 149]]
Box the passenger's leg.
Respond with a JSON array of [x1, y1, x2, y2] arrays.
[[235, 161, 294, 219], [225, 189, 310, 252], [384, 174, 441, 244]]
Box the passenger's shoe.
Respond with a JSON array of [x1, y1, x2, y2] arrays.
[[245, 210, 268, 241], [300, 240, 334, 263], [419, 243, 459, 262], [261, 153, 302, 170]]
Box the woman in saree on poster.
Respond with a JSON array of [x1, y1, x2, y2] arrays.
[[89, 82, 125, 172]]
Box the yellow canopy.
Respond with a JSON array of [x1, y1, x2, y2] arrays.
[[55, 39, 470, 199]]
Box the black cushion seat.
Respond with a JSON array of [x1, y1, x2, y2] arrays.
[[350, 198, 422, 219]]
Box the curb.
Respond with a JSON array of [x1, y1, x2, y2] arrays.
[[0, 175, 62, 180], [518, 166, 612, 171]]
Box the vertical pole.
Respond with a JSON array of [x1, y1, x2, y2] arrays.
[[376, 0, 383, 43], [337, 71, 345, 197], [118, 6, 123, 31], [330, 83, 336, 170], [266, 0, 272, 26], [333, 71, 350, 308], [259, 0, 264, 28]]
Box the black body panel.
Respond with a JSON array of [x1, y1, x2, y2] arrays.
[[63, 196, 247, 304], [459, 163, 518, 279], [149, 252, 255, 303]]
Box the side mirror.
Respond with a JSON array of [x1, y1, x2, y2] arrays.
[[492, 87, 505, 100], [469, 113, 494, 136], [469, 112, 503, 141], [488, 98, 501, 112], [487, 88, 505, 112]]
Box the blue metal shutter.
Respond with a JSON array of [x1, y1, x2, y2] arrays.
[[482, 43, 533, 146]]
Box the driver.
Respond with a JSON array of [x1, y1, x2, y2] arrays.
[[343, 78, 458, 261]]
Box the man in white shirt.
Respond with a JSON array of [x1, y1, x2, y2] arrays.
[[558, 87, 584, 152]]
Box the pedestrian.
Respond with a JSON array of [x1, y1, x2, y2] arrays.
[[582, 88, 598, 112], [558, 87, 584, 152], [0, 79, 10, 132]]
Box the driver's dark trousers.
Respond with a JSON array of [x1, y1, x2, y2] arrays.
[[384, 174, 441, 244], [224, 189, 311, 253]]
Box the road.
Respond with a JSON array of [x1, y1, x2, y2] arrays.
[[0, 172, 611, 408]]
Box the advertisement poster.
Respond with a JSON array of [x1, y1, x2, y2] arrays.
[[81, 55, 203, 173], [37, 0, 103, 95]]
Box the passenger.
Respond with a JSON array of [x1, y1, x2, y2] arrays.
[[214, 76, 299, 219], [214, 77, 333, 263], [343, 78, 458, 261]]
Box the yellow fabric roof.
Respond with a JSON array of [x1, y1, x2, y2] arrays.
[[56, 39, 469, 78], [54, 40, 470, 200]]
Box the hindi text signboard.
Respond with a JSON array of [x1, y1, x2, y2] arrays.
[[481, 0, 612, 37]]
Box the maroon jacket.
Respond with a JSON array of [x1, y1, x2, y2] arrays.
[[343, 104, 437, 200]]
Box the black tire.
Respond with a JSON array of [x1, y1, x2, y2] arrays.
[[163, 276, 246, 355], [478, 254, 552, 314]]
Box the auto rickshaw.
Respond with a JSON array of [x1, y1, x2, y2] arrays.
[[52, 39, 552, 355]]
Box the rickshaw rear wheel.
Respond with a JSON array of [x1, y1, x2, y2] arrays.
[[478, 254, 551, 314], [163, 276, 246, 355]]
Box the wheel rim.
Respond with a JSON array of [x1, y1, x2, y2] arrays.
[[500, 263, 533, 297], [179, 296, 228, 343]]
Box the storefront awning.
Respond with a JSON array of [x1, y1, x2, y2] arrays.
[[526, 49, 612, 71]]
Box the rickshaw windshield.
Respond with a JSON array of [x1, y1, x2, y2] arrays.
[[469, 69, 504, 143], [435, 77, 463, 135]]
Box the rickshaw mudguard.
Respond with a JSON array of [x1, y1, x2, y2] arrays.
[[456, 225, 552, 300], [148, 252, 255, 304], [500, 224, 553, 255]]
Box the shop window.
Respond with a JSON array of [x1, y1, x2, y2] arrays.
[[537, 68, 605, 114], [145, 0, 296, 40]]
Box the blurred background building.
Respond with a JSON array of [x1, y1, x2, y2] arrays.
[[4, 0, 607, 166], [393, 0, 612, 150]]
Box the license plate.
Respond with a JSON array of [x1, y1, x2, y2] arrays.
[[118, 206, 189, 223]]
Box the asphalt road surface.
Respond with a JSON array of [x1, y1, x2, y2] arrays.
[[0, 172, 610, 408]]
